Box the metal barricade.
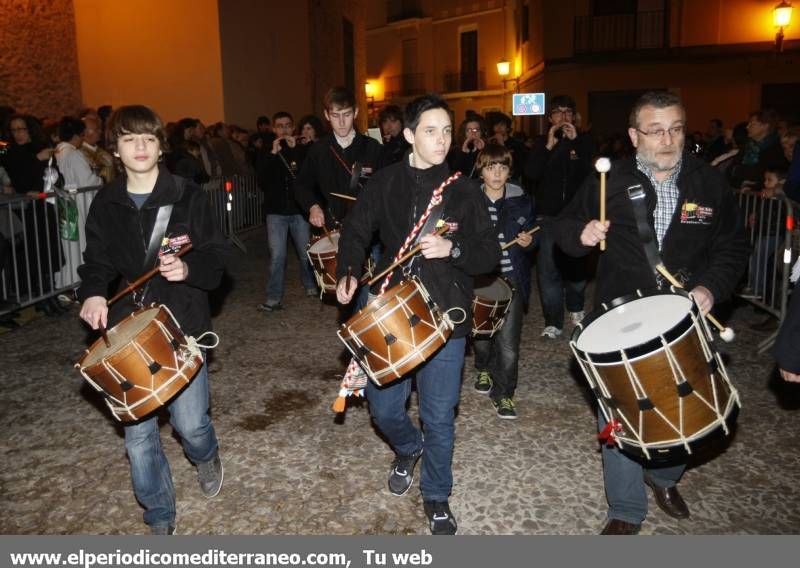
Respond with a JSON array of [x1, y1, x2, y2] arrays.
[[202, 175, 263, 251], [1, 186, 99, 317], [736, 190, 796, 352]]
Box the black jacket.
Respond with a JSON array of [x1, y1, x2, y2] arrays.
[[257, 143, 307, 216], [77, 167, 230, 336], [378, 134, 410, 169], [294, 133, 382, 227], [525, 133, 595, 216], [554, 153, 749, 306], [336, 160, 501, 338]]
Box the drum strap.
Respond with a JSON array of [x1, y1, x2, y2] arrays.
[[137, 203, 174, 305], [627, 184, 663, 276]]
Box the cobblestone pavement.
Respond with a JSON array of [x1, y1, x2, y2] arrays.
[[1, 231, 799, 535]]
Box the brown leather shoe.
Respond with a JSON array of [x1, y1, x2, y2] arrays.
[[645, 477, 690, 519], [600, 519, 641, 535]]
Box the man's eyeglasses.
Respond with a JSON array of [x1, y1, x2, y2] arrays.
[[466, 127, 481, 134], [550, 108, 574, 117], [635, 125, 684, 140]]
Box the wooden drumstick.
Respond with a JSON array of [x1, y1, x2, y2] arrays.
[[322, 226, 336, 246], [368, 225, 449, 286], [107, 244, 193, 307], [330, 192, 357, 201], [655, 263, 735, 342], [501, 226, 541, 251], [346, 266, 353, 295], [99, 325, 111, 348], [595, 157, 611, 252]]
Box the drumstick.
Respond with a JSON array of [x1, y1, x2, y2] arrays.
[[107, 244, 193, 307], [330, 192, 357, 201], [346, 266, 353, 295], [99, 325, 111, 348], [655, 264, 735, 342], [500, 226, 541, 251], [322, 226, 336, 246], [368, 225, 449, 286], [595, 158, 611, 252]]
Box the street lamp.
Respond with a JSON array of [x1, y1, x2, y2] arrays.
[[496, 59, 510, 77], [774, 1, 793, 52]]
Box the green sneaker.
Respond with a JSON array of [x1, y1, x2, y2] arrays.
[[493, 397, 517, 420], [473, 371, 492, 394]]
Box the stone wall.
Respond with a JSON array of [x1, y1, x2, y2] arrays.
[[0, 0, 83, 119]]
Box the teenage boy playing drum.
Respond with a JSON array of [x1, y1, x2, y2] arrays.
[[472, 144, 536, 419], [335, 94, 499, 535], [78, 105, 230, 535]]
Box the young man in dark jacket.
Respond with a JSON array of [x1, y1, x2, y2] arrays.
[[335, 94, 500, 535], [471, 144, 536, 419], [525, 94, 595, 339], [377, 104, 410, 168], [294, 86, 383, 230], [78, 105, 230, 535], [555, 92, 748, 535], [256, 111, 317, 311]]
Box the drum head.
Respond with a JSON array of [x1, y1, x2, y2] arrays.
[[308, 232, 339, 254], [81, 306, 161, 367], [473, 276, 512, 301], [576, 293, 693, 353]]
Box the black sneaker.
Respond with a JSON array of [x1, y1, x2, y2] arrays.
[[257, 302, 283, 312], [473, 371, 492, 394], [197, 452, 224, 498], [423, 500, 457, 535], [150, 524, 175, 535], [388, 447, 423, 496], [493, 397, 518, 420]]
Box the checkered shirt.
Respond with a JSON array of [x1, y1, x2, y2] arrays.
[[636, 156, 682, 250]]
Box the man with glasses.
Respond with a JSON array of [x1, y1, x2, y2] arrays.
[[554, 91, 748, 534], [525, 95, 594, 339]]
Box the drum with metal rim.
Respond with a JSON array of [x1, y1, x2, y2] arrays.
[[570, 287, 740, 460], [471, 275, 515, 337]]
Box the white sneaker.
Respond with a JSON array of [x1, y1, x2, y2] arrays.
[[569, 311, 585, 325], [541, 326, 562, 339]]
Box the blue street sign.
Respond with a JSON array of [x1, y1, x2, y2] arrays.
[[512, 93, 545, 116]]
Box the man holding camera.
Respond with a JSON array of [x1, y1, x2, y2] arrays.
[[524, 94, 595, 339], [256, 111, 318, 311]]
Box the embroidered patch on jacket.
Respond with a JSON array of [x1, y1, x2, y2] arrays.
[[569, 149, 579, 160], [444, 221, 459, 234], [679, 201, 713, 225], [159, 234, 192, 257]]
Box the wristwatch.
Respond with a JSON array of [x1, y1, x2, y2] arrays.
[[449, 241, 461, 260]]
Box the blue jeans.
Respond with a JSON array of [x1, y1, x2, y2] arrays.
[[266, 214, 316, 303], [536, 217, 586, 329], [473, 292, 524, 400], [599, 410, 685, 524], [366, 337, 466, 502], [124, 360, 218, 529]]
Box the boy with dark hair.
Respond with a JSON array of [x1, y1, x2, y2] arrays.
[[336, 94, 500, 535], [78, 105, 230, 535], [294, 86, 383, 231], [471, 144, 535, 419], [256, 111, 318, 311]]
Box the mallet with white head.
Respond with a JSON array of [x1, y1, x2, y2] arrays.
[[594, 157, 611, 251]]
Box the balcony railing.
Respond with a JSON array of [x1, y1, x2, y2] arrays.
[[384, 73, 427, 99], [574, 10, 666, 54], [442, 70, 486, 93]]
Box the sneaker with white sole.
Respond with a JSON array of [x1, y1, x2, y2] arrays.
[[388, 447, 423, 496], [541, 325, 562, 339], [423, 500, 458, 535], [569, 310, 585, 325], [474, 370, 492, 394]]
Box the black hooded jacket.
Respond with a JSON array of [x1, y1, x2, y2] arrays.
[[77, 167, 230, 336], [336, 159, 500, 338]]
